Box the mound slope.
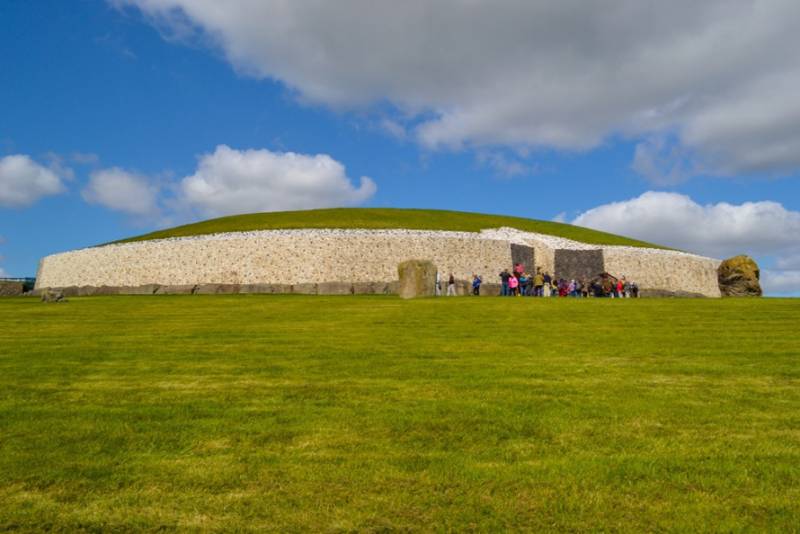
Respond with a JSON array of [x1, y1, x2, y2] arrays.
[[114, 208, 666, 249]]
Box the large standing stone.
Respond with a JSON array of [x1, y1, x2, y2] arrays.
[[718, 255, 762, 297], [397, 260, 437, 299], [554, 249, 604, 281], [510, 244, 535, 273]]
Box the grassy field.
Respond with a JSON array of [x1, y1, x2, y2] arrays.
[[115, 207, 665, 249], [1, 295, 798, 531]]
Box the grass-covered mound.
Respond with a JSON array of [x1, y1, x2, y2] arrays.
[[1, 295, 798, 530], [116, 207, 665, 248]]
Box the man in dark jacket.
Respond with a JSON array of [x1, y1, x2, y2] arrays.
[[499, 269, 512, 296]]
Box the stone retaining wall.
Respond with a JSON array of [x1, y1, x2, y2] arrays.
[[602, 248, 721, 297], [36, 230, 519, 292], [480, 228, 721, 297], [35, 227, 722, 297]]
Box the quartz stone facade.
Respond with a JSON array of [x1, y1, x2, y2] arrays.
[[35, 227, 722, 297]]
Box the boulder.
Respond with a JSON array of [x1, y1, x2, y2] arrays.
[[0, 282, 24, 297], [718, 255, 762, 297], [41, 289, 66, 303], [397, 260, 437, 299]]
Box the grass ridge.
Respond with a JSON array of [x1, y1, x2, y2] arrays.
[[112, 207, 666, 249]]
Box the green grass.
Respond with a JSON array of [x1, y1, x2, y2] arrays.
[[1, 295, 798, 531], [115, 207, 665, 248]]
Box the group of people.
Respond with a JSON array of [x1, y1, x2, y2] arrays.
[[494, 264, 639, 297], [439, 263, 639, 297]]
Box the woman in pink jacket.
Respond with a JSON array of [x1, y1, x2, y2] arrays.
[[508, 274, 520, 296]]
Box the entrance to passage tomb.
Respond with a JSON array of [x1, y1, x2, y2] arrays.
[[510, 244, 535, 273], [554, 249, 604, 280]]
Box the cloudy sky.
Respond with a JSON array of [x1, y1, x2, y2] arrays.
[[2, 1, 799, 294]]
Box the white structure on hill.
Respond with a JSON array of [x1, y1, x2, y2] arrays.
[[35, 228, 721, 297]]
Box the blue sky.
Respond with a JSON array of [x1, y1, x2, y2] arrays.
[[2, 1, 799, 294]]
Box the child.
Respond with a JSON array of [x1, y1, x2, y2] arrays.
[[472, 274, 482, 296]]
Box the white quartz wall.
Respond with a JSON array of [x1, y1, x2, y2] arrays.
[[35, 230, 514, 288], [36, 227, 723, 297], [602, 248, 721, 297], [481, 227, 721, 296]]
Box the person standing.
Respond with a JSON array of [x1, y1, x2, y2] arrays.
[[508, 273, 520, 296], [499, 269, 511, 296], [447, 273, 456, 296], [519, 272, 530, 296], [472, 274, 482, 296], [435, 271, 441, 296], [533, 270, 545, 297]]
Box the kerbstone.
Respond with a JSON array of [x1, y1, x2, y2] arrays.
[[155, 285, 197, 295], [397, 260, 437, 299], [317, 282, 353, 295]]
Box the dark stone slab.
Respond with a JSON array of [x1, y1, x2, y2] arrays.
[[120, 284, 161, 295], [510, 244, 535, 273], [352, 282, 379, 295], [554, 249, 604, 281], [194, 284, 241, 295], [291, 283, 318, 295], [478, 282, 502, 296], [155, 285, 198, 295], [317, 282, 353, 295]]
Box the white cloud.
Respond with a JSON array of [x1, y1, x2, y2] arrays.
[[631, 137, 697, 186], [761, 270, 800, 295], [776, 254, 800, 270], [179, 145, 376, 217], [0, 154, 66, 207], [572, 191, 800, 295], [118, 0, 800, 178], [82, 167, 160, 216], [572, 192, 800, 259], [378, 119, 406, 140], [476, 151, 537, 179]]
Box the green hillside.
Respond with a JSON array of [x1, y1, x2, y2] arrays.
[[115, 208, 666, 248]]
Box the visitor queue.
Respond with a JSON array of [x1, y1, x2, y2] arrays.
[[446, 264, 639, 297]]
